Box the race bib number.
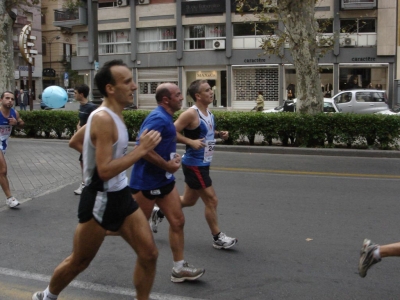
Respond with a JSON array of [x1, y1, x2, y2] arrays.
[[203, 140, 216, 163]]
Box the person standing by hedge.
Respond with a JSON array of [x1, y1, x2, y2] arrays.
[[73, 84, 98, 195], [255, 91, 264, 111], [0, 91, 24, 208]]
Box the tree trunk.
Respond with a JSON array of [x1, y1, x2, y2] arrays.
[[0, 0, 16, 94], [278, 0, 323, 114]]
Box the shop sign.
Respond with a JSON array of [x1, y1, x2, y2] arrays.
[[351, 57, 376, 62], [244, 58, 266, 63], [182, 0, 225, 15], [196, 71, 217, 80]]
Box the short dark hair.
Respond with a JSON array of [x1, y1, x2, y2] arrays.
[[1, 91, 14, 99], [187, 80, 207, 102], [155, 85, 172, 103], [75, 84, 90, 98], [94, 60, 127, 97]]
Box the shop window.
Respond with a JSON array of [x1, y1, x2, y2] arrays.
[[139, 81, 179, 94], [138, 28, 176, 53], [184, 25, 226, 50]]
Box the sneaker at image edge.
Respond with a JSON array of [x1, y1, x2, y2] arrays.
[[171, 262, 205, 283], [74, 182, 85, 195], [150, 206, 163, 233], [359, 238, 381, 278], [6, 196, 20, 208], [213, 232, 238, 249], [32, 291, 44, 300]]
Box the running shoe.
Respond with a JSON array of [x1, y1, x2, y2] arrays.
[[359, 238, 381, 278], [171, 262, 205, 283], [74, 182, 85, 195], [6, 196, 20, 208], [150, 206, 163, 233], [32, 291, 44, 300], [213, 232, 238, 249]]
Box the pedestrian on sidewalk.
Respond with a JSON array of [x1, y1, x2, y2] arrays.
[[129, 82, 205, 283], [0, 91, 24, 208], [32, 60, 161, 300], [150, 80, 237, 250], [358, 238, 400, 278], [73, 84, 98, 195], [18, 89, 28, 111]]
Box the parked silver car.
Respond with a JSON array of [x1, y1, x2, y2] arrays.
[[331, 90, 388, 114]]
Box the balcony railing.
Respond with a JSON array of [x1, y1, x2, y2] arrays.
[[53, 7, 87, 28]]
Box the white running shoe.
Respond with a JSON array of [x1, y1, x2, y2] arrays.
[[74, 182, 85, 195], [150, 206, 163, 233], [171, 261, 205, 283], [6, 196, 20, 208], [213, 232, 238, 249], [32, 291, 44, 300]]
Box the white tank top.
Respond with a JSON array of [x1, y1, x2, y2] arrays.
[[83, 107, 128, 192]]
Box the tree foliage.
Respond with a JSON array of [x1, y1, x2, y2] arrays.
[[0, 0, 40, 94], [236, 0, 327, 114]]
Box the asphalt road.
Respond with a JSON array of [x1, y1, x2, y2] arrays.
[[1, 151, 400, 299]]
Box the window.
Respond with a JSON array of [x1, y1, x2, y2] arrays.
[[184, 25, 225, 50], [317, 19, 333, 34], [139, 81, 178, 94], [233, 22, 277, 36], [138, 28, 176, 53], [42, 42, 47, 56], [77, 33, 88, 56], [98, 0, 117, 8], [41, 9, 46, 24], [340, 19, 376, 33], [99, 30, 130, 54]]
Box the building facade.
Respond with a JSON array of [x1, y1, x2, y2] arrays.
[[60, 0, 397, 109], [12, 2, 43, 100]]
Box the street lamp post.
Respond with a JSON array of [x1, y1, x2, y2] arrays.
[[48, 35, 60, 69]]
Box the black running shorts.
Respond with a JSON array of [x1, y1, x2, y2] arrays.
[[78, 186, 138, 232], [130, 181, 175, 200], [182, 164, 212, 189]]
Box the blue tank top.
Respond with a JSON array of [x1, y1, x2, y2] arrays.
[[182, 106, 215, 167], [129, 106, 177, 190], [0, 109, 17, 152]]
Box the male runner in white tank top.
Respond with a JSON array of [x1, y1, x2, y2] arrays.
[[32, 60, 161, 300]]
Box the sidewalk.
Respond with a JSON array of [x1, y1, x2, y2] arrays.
[[1, 137, 400, 210], [1, 139, 81, 209]]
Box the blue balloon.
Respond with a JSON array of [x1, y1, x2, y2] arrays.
[[42, 86, 68, 109]]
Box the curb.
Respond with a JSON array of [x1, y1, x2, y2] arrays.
[[11, 138, 400, 158]]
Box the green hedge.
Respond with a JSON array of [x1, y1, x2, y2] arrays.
[[13, 110, 400, 150]]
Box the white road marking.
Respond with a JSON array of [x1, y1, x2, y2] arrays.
[[0, 267, 205, 300]]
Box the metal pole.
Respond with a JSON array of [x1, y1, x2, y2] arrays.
[[49, 42, 52, 69], [28, 63, 33, 111]]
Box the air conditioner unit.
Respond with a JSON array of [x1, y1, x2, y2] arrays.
[[117, 0, 128, 6], [344, 37, 356, 47], [138, 0, 150, 4], [213, 40, 225, 50]]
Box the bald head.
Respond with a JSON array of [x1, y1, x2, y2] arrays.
[[155, 83, 176, 103]]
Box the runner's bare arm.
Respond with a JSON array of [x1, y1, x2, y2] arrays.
[[92, 112, 161, 181]]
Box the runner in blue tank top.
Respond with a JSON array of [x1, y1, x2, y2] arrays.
[[0, 91, 24, 208], [150, 80, 237, 250]]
